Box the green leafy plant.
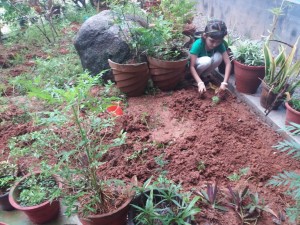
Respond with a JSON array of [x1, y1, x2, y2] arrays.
[[0, 161, 18, 194], [195, 182, 227, 211], [22, 71, 132, 217], [130, 175, 201, 225], [231, 39, 265, 66], [288, 98, 300, 112], [154, 154, 169, 176], [17, 171, 61, 207]]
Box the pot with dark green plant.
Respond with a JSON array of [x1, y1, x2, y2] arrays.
[[128, 175, 200, 225], [20, 72, 134, 225], [260, 37, 300, 113], [285, 93, 300, 126], [144, 0, 195, 91], [109, 2, 150, 97], [8, 170, 62, 224], [0, 161, 18, 211], [231, 39, 265, 94]]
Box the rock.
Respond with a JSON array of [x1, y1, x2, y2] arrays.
[[74, 10, 131, 80]]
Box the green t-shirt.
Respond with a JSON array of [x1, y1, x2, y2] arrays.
[[189, 39, 226, 57]]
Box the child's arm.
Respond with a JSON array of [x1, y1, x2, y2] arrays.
[[220, 51, 232, 90], [190, 54, 206, 93]]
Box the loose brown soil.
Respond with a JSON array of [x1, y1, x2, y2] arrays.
[[1, 37, 299, 224], [98, 86, 299, 225]]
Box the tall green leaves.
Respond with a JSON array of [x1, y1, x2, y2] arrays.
[[263, 37, 300, 94]]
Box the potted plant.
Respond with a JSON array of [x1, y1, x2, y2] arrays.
[[0, 161, 18, 211], [260, 37, 300, 112], [108, 2, 150, 97], [144, 0, 195, 91], [128, 176, 200, 225], [231, 39, 265, 94], [9, 170, 62, 224], [17, 72, 135, 225], [285, 93, 300, 126]]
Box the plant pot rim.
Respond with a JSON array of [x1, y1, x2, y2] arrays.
[[81, 194, 133, 220], [108, 59, 148, 66], [233, 59, 265, 69], [147, 55, 189, 63], [8, 171, 61, 211]]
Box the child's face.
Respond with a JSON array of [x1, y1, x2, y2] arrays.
[[205, 36, 223, 50]]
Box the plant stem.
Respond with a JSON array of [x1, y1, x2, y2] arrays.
[[71, 104, 104, 209]]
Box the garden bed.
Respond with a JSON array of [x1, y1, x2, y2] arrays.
[[97, 86, 299, 224]]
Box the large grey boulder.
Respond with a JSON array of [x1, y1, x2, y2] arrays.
[[74, 10, 131, 79]]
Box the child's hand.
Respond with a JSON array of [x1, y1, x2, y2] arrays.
[[220, 82, 228, 90], [198, 82, 206, 94]]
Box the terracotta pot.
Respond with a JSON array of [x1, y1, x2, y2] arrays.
[[79, 196, 133, 225], [108, 59, 149, 97], [233, 60, 265, 94], [0, 192, 15, 211], [285, 102, 300, 126], [260, 81, 283, 110], [9, 172, 61, 224], [147, 56, 188, 91]]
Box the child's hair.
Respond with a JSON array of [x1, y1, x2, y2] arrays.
[[204, 19, 227, 39]]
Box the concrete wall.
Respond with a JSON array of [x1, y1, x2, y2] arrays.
[[194, 0, 300, 57]]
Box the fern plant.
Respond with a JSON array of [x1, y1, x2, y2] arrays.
[[268, 124, 300, 223]]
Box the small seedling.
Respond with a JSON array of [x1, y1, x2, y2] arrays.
[[197, 160, 206, 171], [126, 148, 148, 161], [212, 96, 220, 105], [227, 167, 250, 181], [154, 154, 169, 176]]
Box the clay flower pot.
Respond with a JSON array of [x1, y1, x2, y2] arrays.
[[285, 102, 300, 126], [147, 56, 188, 91], [79, 196, 133, 225], [108, 59, 149, 97], [260, 81, 283, 110], [233, 60, 265, 94], [0, 192, 15, 211], [8, 172, 61, 224]]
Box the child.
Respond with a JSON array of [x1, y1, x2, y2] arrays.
[[189, 19, 231, 94]]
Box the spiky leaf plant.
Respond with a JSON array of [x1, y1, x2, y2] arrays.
[[268, 124, 300, 223]]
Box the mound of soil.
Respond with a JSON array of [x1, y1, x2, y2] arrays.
[[98, 85, 299, 225]]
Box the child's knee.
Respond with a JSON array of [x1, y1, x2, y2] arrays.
[[212, 52, 223, 66], [196, 56, 212, 67]]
